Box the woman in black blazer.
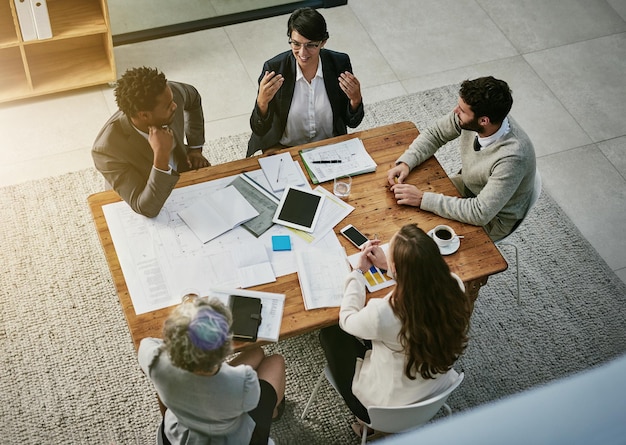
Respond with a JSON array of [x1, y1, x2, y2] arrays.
[[247, 7, 364, 157]]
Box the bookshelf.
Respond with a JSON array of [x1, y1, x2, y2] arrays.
[[0, 0, 116, 103]]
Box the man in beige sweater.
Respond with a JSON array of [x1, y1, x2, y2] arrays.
[[387, 76, 536, 240]]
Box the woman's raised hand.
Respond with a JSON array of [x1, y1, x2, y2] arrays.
[[256, 71, 284, 116]]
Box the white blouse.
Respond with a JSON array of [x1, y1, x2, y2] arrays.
[[279, 56, 333, 146]]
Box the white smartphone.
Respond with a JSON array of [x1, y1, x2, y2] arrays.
[[340, 224, 369, 249]]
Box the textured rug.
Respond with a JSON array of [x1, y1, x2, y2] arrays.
[[2, 84, 626, 445]]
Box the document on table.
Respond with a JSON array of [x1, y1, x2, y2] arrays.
[[232, 242, 276, 288], [102, 172, 344, 315], [243, 161, 310, 201], [208, 288, 285, 342], [300, 138, 377, 184], [178, 185, 259, 243], [347, 243, 395, 292], [229, 175, 279, 238], [295, 247, 350, 309], [258, 152, 306, 192]]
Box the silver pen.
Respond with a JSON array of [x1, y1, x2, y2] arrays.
[[276, 158, 284, 183]]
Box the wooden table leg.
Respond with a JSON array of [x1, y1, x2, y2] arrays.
[[465, 276, 489, 307]]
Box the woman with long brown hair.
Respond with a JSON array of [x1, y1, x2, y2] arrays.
[[320, 223, 471, 436]]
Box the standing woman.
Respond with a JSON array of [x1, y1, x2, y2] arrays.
[[320, 224, 471, 436], [247, 7, 364, 156], [139, 295, 286, 445]]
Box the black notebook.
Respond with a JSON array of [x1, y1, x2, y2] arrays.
[[229, 295, 263, 342]]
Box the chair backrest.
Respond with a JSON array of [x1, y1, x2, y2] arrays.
[[528, 168, 542, 214], [366, 372, 465, 434]]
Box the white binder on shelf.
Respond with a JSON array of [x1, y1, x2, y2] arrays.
[[29, 0, 53, 40], [14, 0, 37, 41]]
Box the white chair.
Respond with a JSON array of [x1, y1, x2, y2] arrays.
[[301, 365, 464, 444], [495, 169, 542, 304]]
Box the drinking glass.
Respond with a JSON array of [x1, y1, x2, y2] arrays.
[[333, 175, 352, 199]]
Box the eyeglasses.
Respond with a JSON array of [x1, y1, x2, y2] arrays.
[[288, 39, 322, 50]]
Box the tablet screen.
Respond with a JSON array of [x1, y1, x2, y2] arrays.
[[272, 186, 325, 233]]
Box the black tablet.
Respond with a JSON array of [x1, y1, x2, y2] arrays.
[[272, 186, 325, 233]]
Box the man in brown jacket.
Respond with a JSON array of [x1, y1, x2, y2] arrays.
[[92, 67, 210, 217]]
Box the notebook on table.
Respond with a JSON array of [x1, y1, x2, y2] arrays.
[[229, 295, 263, 342]]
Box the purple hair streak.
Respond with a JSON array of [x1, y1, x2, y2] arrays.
[[187, 308, 229, 351]]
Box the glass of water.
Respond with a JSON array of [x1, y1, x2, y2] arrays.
[[333, 175, 352, 199]]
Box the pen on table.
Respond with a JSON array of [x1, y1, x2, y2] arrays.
[[312, 160, 342, 164], [276, 158, 283, 183]]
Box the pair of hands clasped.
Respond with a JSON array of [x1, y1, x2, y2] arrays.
[[148, 125, 210, 171], [387, 162, 424, 207], [356, 239, 388, 275], [256, 70, 362, 116]]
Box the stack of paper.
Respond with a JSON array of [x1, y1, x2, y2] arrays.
[[178, 185, 259, 243], [295, 248, 350, 309], [258, 152, 306, 192], [299, 138, 377, 184], [231, 242, 276, 288]]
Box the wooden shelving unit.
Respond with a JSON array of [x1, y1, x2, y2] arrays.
[[0, 0, 115, 103]]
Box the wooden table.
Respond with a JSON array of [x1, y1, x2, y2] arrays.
[[88, 121, 507, 351]]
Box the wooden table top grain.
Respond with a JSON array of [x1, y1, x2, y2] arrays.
[[88, 121, 507, 351]]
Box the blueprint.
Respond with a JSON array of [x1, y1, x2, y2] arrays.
[[102, 171, 344, 315]]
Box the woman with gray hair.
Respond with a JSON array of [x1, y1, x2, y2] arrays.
[[138, 295, 286, 445]]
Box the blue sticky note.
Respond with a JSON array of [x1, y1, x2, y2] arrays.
[[272, 235, 292, 251]]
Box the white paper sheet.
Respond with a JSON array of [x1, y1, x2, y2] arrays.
[[300, 138, 377, 183], [102, 172, 342, 315], [178, 185, 259, 243], [295, 247, 350, 310], [258, 152, 306, 192]]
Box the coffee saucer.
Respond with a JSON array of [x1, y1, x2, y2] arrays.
[[427, 229, 461, 255]]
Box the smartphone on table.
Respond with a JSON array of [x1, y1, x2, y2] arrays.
[[340, 224, 369, 249]]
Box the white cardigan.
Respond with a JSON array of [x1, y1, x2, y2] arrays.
[[339, 270, 463, 408]]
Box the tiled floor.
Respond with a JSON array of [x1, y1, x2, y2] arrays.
[[107, 0, 296, 35], [1, 0, 625, 284]]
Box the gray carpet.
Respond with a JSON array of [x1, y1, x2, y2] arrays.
[[2, 84, 626, 445]]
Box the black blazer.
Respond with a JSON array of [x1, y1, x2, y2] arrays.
[[247, 49, 365, 156]]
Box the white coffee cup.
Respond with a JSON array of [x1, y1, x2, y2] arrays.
[[432, 224, 456, 248]]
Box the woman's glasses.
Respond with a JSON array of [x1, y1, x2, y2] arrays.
[[288, 39, 322, 50]]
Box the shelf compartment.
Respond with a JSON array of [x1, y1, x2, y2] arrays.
[[0, 46, 30, 102], [46, 0, 108, 40], [0, 1, 19, 47], [24, 33, 114, 93]]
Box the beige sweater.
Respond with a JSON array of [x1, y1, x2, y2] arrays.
[[397, 112, 536, 240]]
